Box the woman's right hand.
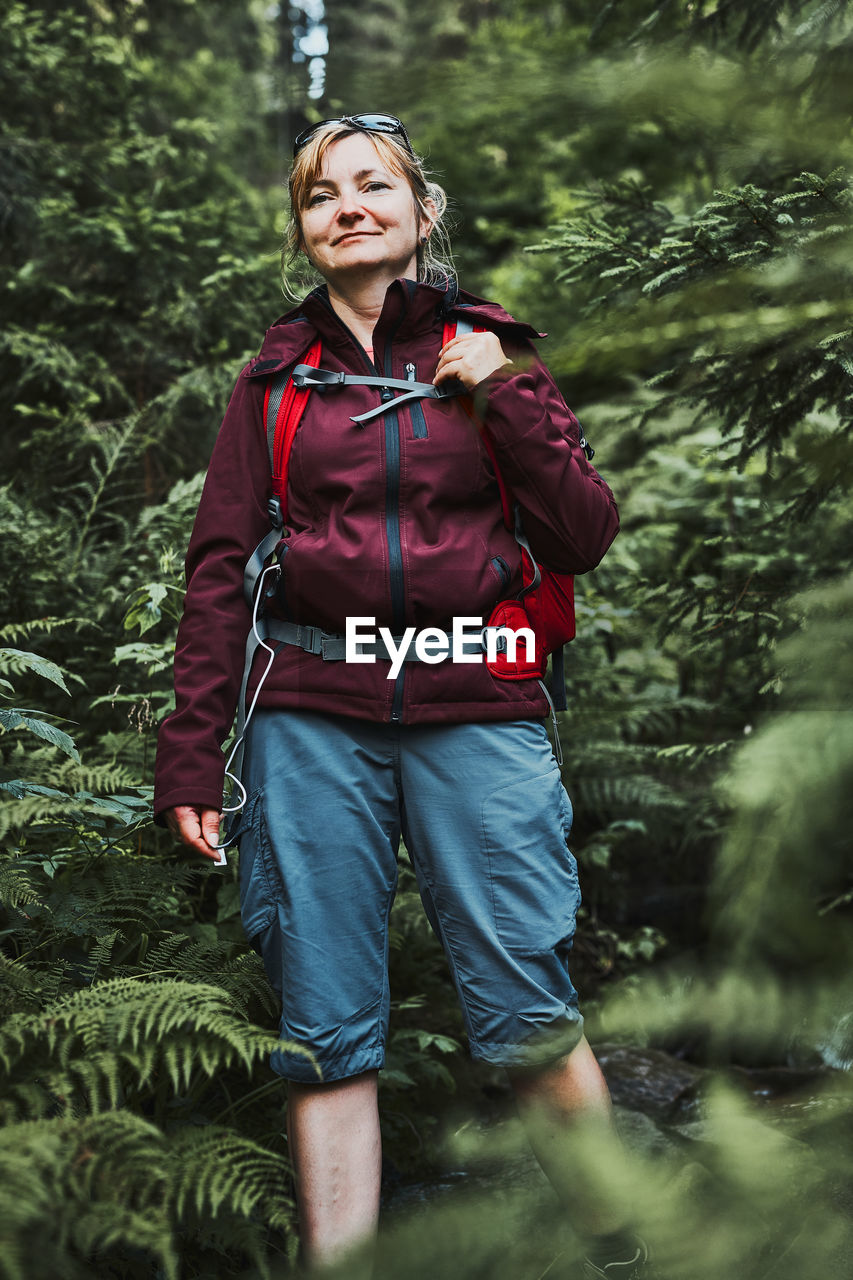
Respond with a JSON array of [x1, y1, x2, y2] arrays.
[[164, 805, 223, 859]]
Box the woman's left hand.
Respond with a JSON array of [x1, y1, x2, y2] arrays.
[[434, 331, 513, 391]]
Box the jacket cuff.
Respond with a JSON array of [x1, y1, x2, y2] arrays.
[[153, 785, 226, 827]]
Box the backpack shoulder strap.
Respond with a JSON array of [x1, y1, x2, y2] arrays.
[[446, 315, 573, 715], [263, 337, 323, 527], [243, 338, 322, 608], [443, 316, 514, 530]]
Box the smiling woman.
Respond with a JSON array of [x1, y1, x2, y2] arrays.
[[298, 137, 426, 290], [153, 116, 634, 1276], [283, 115, 454, 300]]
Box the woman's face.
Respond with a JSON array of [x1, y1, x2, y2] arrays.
[[298, 132, 427, 285]]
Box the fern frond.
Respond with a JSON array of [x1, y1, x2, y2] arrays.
[[139, 935, 280, 1019], [54, 760, 144, 795], [43, 859, 194, 937], [78, 930, 124, 985], [0, 979, 309, 1121], [0, 1111, 176, 1279], [171, 1125, 292, 1226], [0, 617, 94, 645], [0, 955, 47, 1025], [572, 771, 685, 823], [0, 863, 42, 911], [0, 1052, 299, 1272], [68, 413, 142, 577]]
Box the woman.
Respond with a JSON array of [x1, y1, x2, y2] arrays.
[[155, 114, 645, 1278]]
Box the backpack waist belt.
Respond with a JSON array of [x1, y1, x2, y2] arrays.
[[260, 617, 501, 661]]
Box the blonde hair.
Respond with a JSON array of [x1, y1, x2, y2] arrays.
[[281, 122, 454, 298]]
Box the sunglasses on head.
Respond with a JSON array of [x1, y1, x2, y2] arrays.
[[292, 113, 414, 158]]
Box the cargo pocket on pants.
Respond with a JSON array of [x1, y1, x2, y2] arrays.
[[236, 787, 280, 944], [482, 770, 581, 956]]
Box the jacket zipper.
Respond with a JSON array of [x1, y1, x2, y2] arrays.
[[405, 363, 428, 438], [383, 312, 407, 722], [320, 287, 407, 722]]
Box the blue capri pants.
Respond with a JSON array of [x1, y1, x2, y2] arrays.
[[236, 710, 584, 1082]]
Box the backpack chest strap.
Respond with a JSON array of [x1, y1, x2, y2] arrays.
[[290, 363, 466, 426]]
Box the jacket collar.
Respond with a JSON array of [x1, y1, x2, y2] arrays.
[[244, 277, 542, 378]]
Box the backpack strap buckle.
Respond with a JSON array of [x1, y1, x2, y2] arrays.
[[293, 624, 322, 655], [267, 496, 283, 529], [291, 365, 346, 390], [479, 625, 508, 654]]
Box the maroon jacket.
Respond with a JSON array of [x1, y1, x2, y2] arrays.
[[153, 278, 619, 819]]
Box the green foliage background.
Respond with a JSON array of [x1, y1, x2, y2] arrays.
[[1, 0, 851, 1275]]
